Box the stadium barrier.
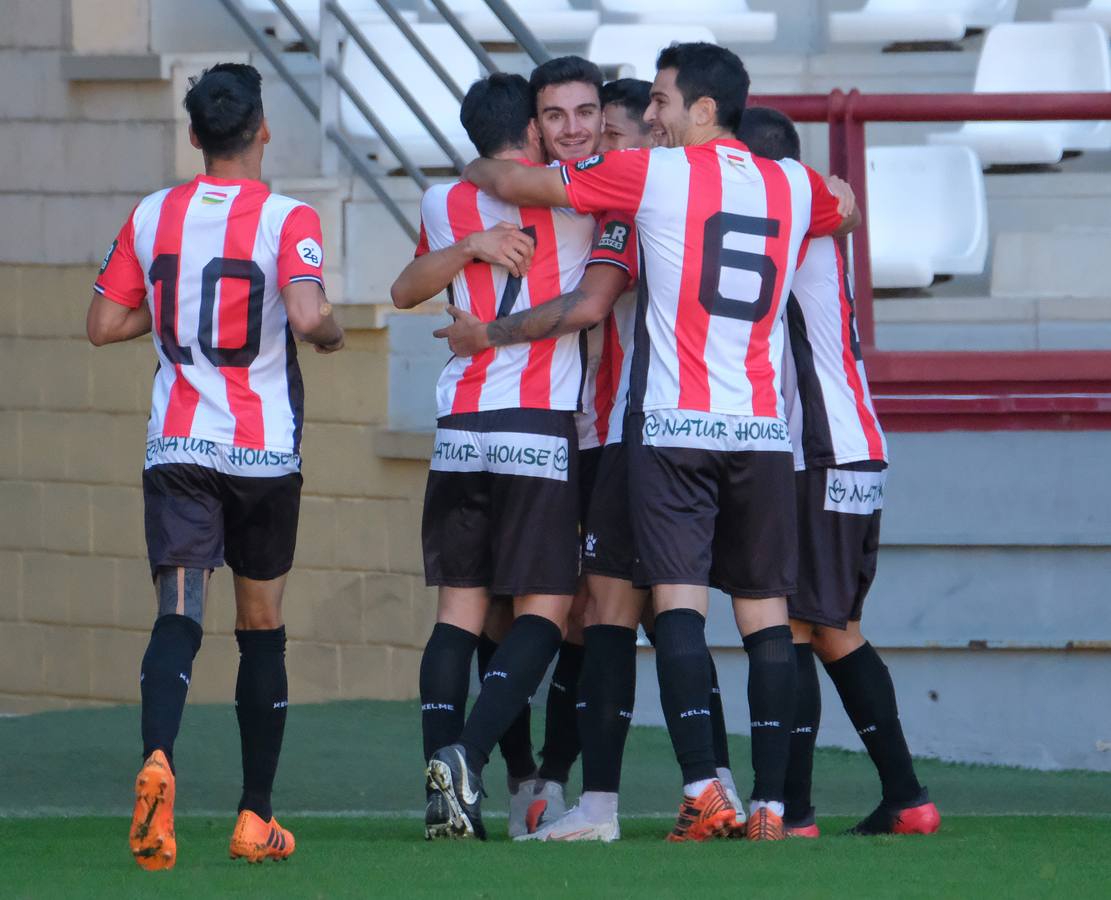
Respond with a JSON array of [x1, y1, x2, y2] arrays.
[[754, 89, 1111, 430]]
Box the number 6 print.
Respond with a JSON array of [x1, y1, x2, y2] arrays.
[[698, 212, 779, 322]]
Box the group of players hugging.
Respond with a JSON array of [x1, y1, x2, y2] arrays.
[[88, 41, 939, 872]]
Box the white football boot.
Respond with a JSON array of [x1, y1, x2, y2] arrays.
[[525, 779, 567, 834], [515, 804, 620, 843], [507, 777, 537, 838]]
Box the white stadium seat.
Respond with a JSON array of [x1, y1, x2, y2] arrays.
[[587, 24, 718, 80], [1054, 1, 1111, 31], [423, 0, 600, 43], [829, 0, 1016, 45], [928, 23, 1111, 166], [865, 145, 989, 289], [597, 1, 776, 44], [240, 0, 417, 43], [339, 23, 479, 169]]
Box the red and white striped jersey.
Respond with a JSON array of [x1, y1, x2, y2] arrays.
[[561, 139, 843, 420], [782, 237, 888, 470], [95, 175, 325, 456], [416, 173, 597, 418], [576, 213, 639, 449]]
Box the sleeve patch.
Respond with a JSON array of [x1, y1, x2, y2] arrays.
[[296, 237, 323, 268], [575, 154, 605, 171], [597, 221, 631, 253], [99, 239, 118, 275]]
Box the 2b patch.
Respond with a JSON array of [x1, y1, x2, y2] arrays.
[[597, 220, 631, 253], [575, 154, 604, 171]]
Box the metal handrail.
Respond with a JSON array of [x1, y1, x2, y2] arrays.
[[479, 0, 552, 66], [215, 0, 417, 240], [425, 0, 501, 74], [271, 0, 319, 54], [325, 0, 467, 171], [371, 0, 473, 98], [751, 88, 1111, 352]]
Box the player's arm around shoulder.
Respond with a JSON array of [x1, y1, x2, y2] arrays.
[[434, 259, 627, 358], [462, 158, 571, 209]]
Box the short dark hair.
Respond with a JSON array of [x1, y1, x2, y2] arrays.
[[601, 78, 652, 131], [529, 55, 603, 115], [460, 73, 533, 158], [655, 42, 749, 133], [737, 106, 801, 161], [183, 63, 264, 158]]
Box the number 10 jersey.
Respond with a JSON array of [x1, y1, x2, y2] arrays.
[[561, 139, 843, 421], [95, 175, 325, 454], [416, 172, 597, 419]]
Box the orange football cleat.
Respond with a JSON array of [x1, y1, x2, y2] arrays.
[[787, 822, 821, 838], [229, 809, 296, 863], [892, 801, 941, 835], [666, 781, 736, 842], [129, 749, 177, 871], [746, 807, 786, 841]]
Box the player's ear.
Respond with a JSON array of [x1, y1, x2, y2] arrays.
[[693, 96, 716, 129], [188, 124, 202, 151], [259, 117, 271, 146]]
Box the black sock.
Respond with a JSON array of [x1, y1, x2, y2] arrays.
[[140, 614, 203, 769], [538, 640, 584, 783], [744, 625, 797, 804], [654, 609, 716, 785], [420, 623, 478, 761], [235, 627, 288, 821], [579, 625, 637, 793], [784, 643, 821, 822], [644, 630, 655, 647], [708, 652, 730, 771], [477, 634, 536, 779], [824, 642, 922, 806], [459, 615, 562, 772]]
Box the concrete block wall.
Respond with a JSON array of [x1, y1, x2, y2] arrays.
[[0, 264, 434, 712]]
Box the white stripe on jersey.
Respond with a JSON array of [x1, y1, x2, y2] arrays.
[[419, 180, 596, 418], [782, 237, 888, 470]]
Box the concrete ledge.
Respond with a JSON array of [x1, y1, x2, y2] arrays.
[[374, 428, 433, 461], [60, 53, 167, 82]]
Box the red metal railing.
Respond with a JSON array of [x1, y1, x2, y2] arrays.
[[748, 90, 1111, 430]]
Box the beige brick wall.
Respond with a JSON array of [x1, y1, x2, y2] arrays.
[[0, 264, 434, 713]]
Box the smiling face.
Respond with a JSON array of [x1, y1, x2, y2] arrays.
[[600, 103, 653, 152], [535, 80, 603, 162], [645, 67, 694, 149]]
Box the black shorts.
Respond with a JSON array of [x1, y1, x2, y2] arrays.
[[789, 463, 886, 629], [582, 443, 635, 580], [143, 464, 302, 581], [422, 408, 579, 597], [578, 445, 604, 530], [627, 412, 797, 598]]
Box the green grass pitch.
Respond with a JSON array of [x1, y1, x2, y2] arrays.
[[3, 700, 1111, 898]]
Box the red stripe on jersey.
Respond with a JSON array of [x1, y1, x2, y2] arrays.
[[594, 311, 623, 445], [219, 188, 268, 449], [447, 183, 498, 414], [747, 157, 792, 418], [675, 149, 722, 410], [155, 183, 202, 438], [834, 244, 885, 458], [518, 207, 561, 409]]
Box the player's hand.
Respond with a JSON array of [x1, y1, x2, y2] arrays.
[[825, 175, 857, 218], [314, 331, 345, 354], [433, 305, 490, 357], [464, 222, 536, 278]]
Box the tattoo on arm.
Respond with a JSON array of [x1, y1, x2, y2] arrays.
[[486, 289, 587, 347]]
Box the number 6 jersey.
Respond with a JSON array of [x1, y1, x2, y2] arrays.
[[95, 175, 324, 455], [560, 140, 843, 421], [415, 169, 597, 419]]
